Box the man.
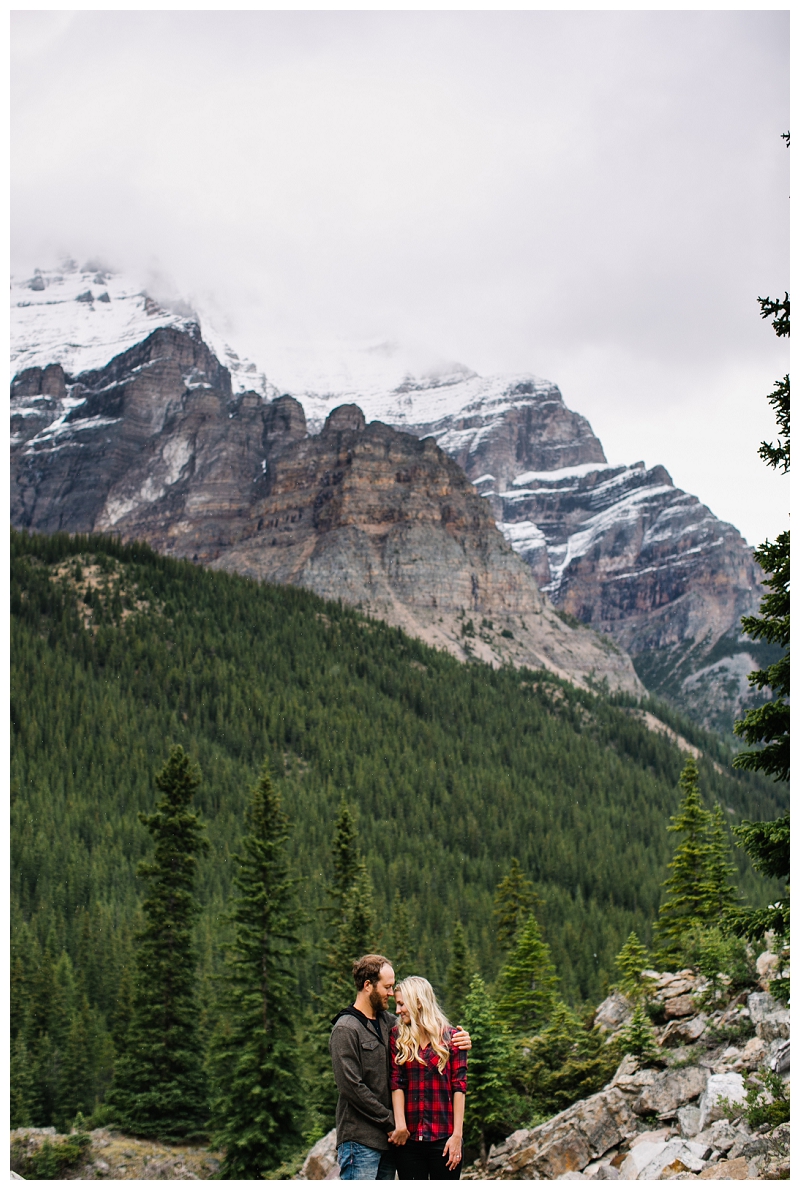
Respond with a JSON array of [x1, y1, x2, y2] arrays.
[[330, 954, 471, 1180]]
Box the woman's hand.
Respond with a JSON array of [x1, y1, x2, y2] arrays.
[[443, 1133, 463, 1170], [389, 1126, 409, 1146]]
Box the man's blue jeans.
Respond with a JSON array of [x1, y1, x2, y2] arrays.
[[337, 1141, 396, 1180]]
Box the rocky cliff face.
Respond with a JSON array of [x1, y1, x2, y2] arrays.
[[11, 264, 770, 729], [10, 328, 642, 695], [292, 367, 768, 735]]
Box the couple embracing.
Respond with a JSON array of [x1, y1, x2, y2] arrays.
[[330, 953, 471, 1181]]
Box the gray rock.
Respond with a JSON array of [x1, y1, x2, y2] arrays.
[[697, 1072, 746, 1132], [296, 1128, 339, 1180], [663, 994, 696, 1019], [746, 991, 779, 1023], [594, 992, 634, 1034], [659, 1014, 707, 1048], [677, 1105, 702, 1138], [755, 1010, 789, 1043], [769, 1038, 789, 1073], [632, 1065, 708, 1117]]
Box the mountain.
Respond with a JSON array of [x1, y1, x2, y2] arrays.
[[10, 263, 769, 729], [10, 278, 640, 694], [285, 359, 769, 736]]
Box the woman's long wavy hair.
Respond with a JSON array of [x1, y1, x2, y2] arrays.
[[394, 976, 452, 1073]]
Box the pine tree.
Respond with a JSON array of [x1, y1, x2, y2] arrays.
[[10, 1033, 36, 1128], [209, 762, 306, 1178], [495, 914, 559, 1034], [444, 921, 471, 1023], [614, 932, 653, 1000], [512, 1001, 620, 1118], [389, 891, 413, 983], [700, 806, 740, 920], [493, 859, 540, 950], [55, 993, 95, 1130], [106, 746, 209, 1140], [652, 758, 714, 964], [330, 797, 362, 907], [728, 279, 790, 948], [616, 1001, 660, 1062], [461, 975, 516, 1163]]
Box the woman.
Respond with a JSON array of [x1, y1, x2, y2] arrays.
[[389, 976, 467, 1180]]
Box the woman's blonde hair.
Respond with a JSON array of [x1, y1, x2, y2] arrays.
[[394, 976, 452, 1073]]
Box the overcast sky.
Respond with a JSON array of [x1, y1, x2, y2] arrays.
[[11, 9, 789, 546]]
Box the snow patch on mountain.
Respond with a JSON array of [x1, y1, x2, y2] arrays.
[[11, 263, 275, 398]]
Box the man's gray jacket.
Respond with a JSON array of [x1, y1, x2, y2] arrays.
[[329, 1008, 397, 1151]]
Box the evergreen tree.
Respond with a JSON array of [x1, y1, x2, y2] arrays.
[[10, 1034, 36, 1128], [512, 1001, 619, 1118], [389, 891, 413, 983], [699, 806, 740, 919], [493, 859, 540, 950], [728, 279, 790, 948], [106, 746, 209, 1140], [616, 1001, 660, 1062], [495, 914, 558, 1034], [461, 975, 516, 1163], [209, 762, 306, 1178], [652, 758, 714, 963], [614, 932, 653, 1000], [330, 797, 362, 908], [444, 921, 471, 1023], [55, 993, 95, 1130]]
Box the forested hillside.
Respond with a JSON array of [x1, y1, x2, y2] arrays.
[[11, 529, 785, 1131]]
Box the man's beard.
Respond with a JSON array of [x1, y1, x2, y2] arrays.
[[369, 987, 384, 1015]]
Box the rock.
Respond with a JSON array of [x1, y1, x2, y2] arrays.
[[732, 1036, 766, 1071], [592, 1163, 620, 1179], [618, 1138, 709, 1180], [632, 1066, 708, 1117], [696, 1156, 749, 1179], [656, 977, 696, 999], [692, 1120, 741, 1154], [677, 1106, 702, 1138], [755, 950, 780, 988], [630, 1129, 672, 1149], [10, 331, 643, 697], [664, 995, 696, 1019], [659, 1015, 707, 1048], [595, 992, 634, 1034], [697, 1073, 746, 1132], [490, 1087, 639, 1178], [768, 1038, 789, 1073], [746, 991, 779, 1023], [296, 1129, 339, 1180], [755, 1010, 789, 1043]]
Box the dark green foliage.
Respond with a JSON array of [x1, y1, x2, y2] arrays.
[[729, 288, 790, 950], [495, 914, 559, 1034], [389, 892, 414, 984], [10, 1132, 91, 1180], [733, 533, 790, 782], [10, 1034, 36, 1128], [106, 746, 209, 1140], [614, 932, 653, 1000], [493, 859, 540, 951], [460, 975, 516, 1162], [682, 926, 755, 996], [209, 763, 307, 1178], [10, 530, 786, 1126], [512, 1002, 620, 1117], [616, 1001, 660, 1062], [444, 922, 471, 1023], [721, 1067, 790, 1130], [652, 759, 738, 964]]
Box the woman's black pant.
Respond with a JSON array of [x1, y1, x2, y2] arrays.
[[394, 1139, 462, 1180]]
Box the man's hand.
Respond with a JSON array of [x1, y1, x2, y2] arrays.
[[388, 1127, 409, 1146], [443, 1134, 463, 1170], [452, 1027, 472, 1051]]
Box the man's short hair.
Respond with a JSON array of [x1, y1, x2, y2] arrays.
[[353, 954, 391, 991]]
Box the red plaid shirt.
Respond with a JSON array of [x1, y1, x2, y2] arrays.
[[390, 1025, 468, 1142]]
